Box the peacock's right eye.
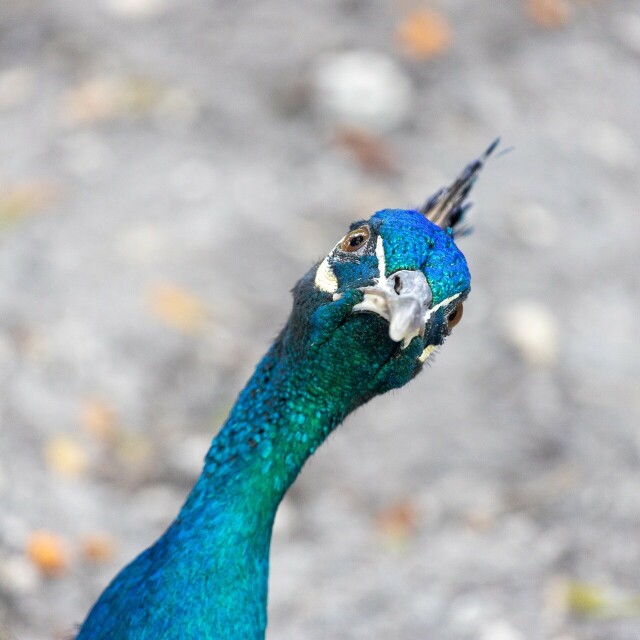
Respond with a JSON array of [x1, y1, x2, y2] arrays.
[[447, 303, 464, 330], [340, 227, 370, 253]]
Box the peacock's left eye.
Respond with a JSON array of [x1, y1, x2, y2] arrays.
[[447, 303, 464, 330], [340, 227, 370, 253]]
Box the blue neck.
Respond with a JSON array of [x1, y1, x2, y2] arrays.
[[157, 329, 350, 637]]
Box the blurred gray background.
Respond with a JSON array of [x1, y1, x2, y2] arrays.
[[1, 1, 639, 639]]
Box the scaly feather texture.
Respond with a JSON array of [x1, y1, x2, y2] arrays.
[[76, 147, 492, 640]]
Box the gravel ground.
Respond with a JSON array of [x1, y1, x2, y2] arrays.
[[1, 1, 640, 639]]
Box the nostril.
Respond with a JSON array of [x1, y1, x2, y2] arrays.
[[393, 275, 403, 295]]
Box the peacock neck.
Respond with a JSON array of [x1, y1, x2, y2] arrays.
[[181, 324, 351, 527]]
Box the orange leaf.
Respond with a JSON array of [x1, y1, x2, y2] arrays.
[[80, 534, 115, 564], [525, 0, 572, 28], [147, 283, 209, 333], [375, 500, 418, 540], [27, 531, 68, 577], [396, 10, 453, 60], [80, 397, 118, 442]]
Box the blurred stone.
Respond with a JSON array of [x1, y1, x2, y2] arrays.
[[508, 201, 559, 248], [313, 50, 413, 133], [480, 620, 524, 640], [612, 12, 640, 55], [26, 531, 69, 577], [581, 120, 637, 170], [116, 224, 168, 265], [395, 10, 453, 61], [104, 0, 166, 19], [169, 160, 218, 203], [0, 555, 41, 594], [153, 88, 200, 131], [0, 67, 36, 111], [501, 301, 559, 368], [60, 132, 113, 180]]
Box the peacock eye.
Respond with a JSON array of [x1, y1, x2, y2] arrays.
[[340, 227, 370, 253], [447, 303, 464, 330]]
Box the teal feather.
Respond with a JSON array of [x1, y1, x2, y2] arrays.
[[76, 147, 492, 639]]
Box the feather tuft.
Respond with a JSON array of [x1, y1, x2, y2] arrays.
[[419, 138, 500, 236]]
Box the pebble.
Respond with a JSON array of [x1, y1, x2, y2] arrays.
[[104, 0, 166, 19], [0, 555, 41, 594], [153, 88, 200, 131], [480, 620, 525, 640], [612, 12, 640, 55], [508, 201, 559, 248], [0, 66, 36, 111], [169, 160, 218, 204], [581, 120, 637, 170], [60, 132, 113, 181], [501, 301, 559, 368], [313, 50, 414, 133]]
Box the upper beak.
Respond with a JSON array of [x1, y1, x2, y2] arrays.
[[353, 270, 433, 345]]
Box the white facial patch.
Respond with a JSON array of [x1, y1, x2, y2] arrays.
[[375, 236, 386, 281], [314, 255, 338, 294]]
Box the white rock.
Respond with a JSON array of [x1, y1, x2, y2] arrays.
[[104, 0, 166, 19], [0, 555, 41, 594], [501, 301, 559, 368], [480, 620, 524, 640], [581, 120, 637, 170], [314, 50, 413, 133], [509, 202, 559, 248], [169, 160, 219, 204], [612, 12, 640, 54], [0, 66, 35, 111]]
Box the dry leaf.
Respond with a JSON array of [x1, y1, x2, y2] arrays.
[[396, 10, 453, 60], [525, 0, 572, 28], [81, 397, 118, 442], [26, 531, 68, 577], [148, 283, 209, 333], [375, 500, 418, 540], [0, 182, 58, 228], [80, 534, 115, 564], [44, 436, 88, 478], [334, 127, 396, 174]]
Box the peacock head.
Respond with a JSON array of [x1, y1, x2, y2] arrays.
[[315, 208, 469, 352], [286, 142, 497, 404]]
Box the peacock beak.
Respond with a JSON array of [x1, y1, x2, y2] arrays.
[[352, 269, 433, 346]]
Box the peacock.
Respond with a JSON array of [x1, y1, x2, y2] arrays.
[[76, 141, 497, 639]]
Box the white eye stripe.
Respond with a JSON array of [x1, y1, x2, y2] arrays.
[[375, 236, 386, 280], [423, 293, 462, 322], [314, 256, 339, 293]]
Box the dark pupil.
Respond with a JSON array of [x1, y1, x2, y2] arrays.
[[349, 234, 364, 247]]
